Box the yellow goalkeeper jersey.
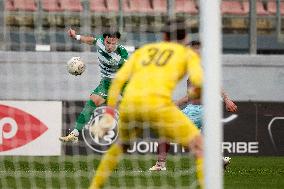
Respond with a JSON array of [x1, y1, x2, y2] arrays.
[[107, 42, 203, 107]]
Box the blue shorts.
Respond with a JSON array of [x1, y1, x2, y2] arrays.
[[181, 104, 203, 129]]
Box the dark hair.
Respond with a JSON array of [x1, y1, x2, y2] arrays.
[[189, 40, 201, 46], [162, 18, 189, 41], [103, 31, 121, 39]]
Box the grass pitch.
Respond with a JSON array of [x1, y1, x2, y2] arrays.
[[0, 155, 283, 189]]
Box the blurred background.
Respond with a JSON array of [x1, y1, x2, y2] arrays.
[[2, 0, 284, 53]]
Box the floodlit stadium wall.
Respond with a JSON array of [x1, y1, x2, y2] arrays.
[[0, 52, 284, 156]]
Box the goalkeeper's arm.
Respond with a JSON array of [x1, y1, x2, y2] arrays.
[[107, 71, 129, 108], [186, 49, 203, 99], [186, 50, 203, 88], [107, 50, 138, 107]]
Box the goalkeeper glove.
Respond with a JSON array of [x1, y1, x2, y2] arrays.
[[90, 107, 116, 139]]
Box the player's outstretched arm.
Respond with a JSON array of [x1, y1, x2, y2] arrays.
[[221, 89, 238, 112], [67, 28, 95, 45]]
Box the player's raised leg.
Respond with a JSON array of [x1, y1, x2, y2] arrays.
[[59, 93, 106, 143]]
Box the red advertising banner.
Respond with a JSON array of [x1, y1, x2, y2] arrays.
[[0, 101, 62, 156]]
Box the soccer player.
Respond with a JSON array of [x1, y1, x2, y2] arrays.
[[149, 40, 238, 171], [89, 18, 204, 189], [59, 28, 128, 143]]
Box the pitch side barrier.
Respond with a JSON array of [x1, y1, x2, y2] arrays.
[[0, 52, 284, 102], [62, 101, 284, 156]]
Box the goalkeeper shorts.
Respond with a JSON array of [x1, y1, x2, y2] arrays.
[[118, 101, 201, 147]]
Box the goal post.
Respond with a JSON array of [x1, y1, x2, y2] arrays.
[[200, 0, 223, 189]]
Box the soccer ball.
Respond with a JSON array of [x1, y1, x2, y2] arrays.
[[67, 57, 86, 76], [223, 157, 231, 170]]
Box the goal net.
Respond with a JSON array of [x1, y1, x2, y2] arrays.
[[0, 0, 222, 189]]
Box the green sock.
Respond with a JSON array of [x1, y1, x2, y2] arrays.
[[75, 99, 97, 132]]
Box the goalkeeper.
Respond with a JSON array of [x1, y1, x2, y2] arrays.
[[149, 40, 238, 171], [89, 18, 204, 189], [59, 28, 128, 143]]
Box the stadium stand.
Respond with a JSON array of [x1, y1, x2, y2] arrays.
[[152, 0, 167, 13], [127, 0, 156, 31], [2, 0, 284, 53], [106, 0, 132, 12], [129, 0, 154, 13], [59, 0, 83, 12], [5, 0, 16, 11], [221, 1, 246, 15], [243, 1, 275, 32], [267, 0, 284, 15], [7, 31, 36, 51], [242, 0, 269, 15], [13, 0, 37, 11], [42, 0, 62, 12], [90, 0, 108, 13], [126, 32, 163, 46], [175, 0, 198, 15], [221, 1, 247, 32], [90, 0, 122, 29]]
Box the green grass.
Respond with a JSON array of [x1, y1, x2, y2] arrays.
[[0, 155, 283, 189], [224, 156, 284, 189]]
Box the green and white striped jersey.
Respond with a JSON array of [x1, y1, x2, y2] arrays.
[[93, 36, 129, 79]]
